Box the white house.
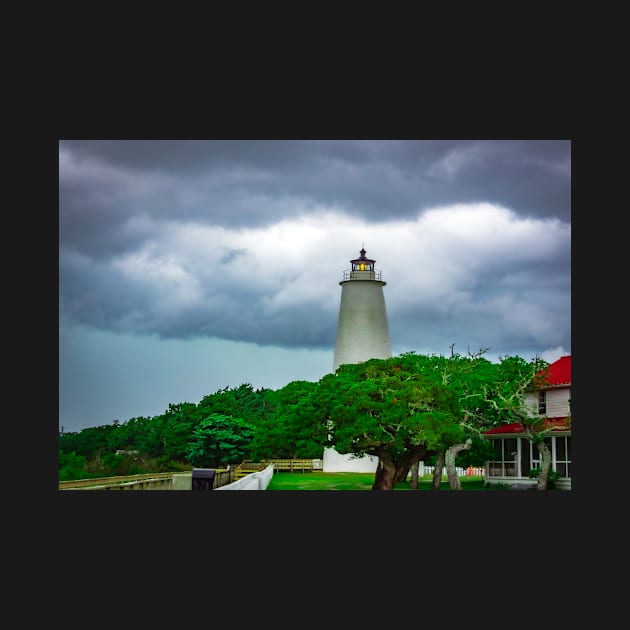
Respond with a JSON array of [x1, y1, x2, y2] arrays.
[[482, 355, 572, 490]]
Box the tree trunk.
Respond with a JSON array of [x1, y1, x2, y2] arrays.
[[392, 445, 428, 485], [372, 454, 397, 490], [445, 439, 472, 490], [409, 461, 419, 489], [432, 451, 445, 490], [535, 441, 553, 490]]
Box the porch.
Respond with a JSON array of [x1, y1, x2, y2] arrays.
[[484, 433, 572, 490]]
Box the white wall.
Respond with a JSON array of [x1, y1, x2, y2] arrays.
[[215, 465, 274, 490], [322, 447, 378, 473], [524, 385, 571, 417]]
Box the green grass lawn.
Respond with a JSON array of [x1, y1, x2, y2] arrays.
[[266, 472, 505, 490]]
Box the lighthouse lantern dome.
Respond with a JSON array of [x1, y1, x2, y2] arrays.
[[350, 247, 375, 272], [344, 247, 381, 281]]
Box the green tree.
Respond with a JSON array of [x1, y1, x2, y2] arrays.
[[411, 350, 548, 490], [58, 450, 89, 481], [195, 384, 271, 427], [248, 380, 322, 459], [424, 350, 502, 490], [311, 354, 463, 490], [158, 402, 198, 463], [59, 424, 115, 458], [310, 351, 546, 490], [426, 352, 556, 490], [185, 413, 256, 468], [98, 452, 147, 477]]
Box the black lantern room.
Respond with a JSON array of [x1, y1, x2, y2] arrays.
[[342, 247, 383, 282], [350, 247, 375, 273]]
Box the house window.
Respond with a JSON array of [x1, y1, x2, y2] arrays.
[[487, 435, 571, 480], [520, 439, 531, 476], [488, 437, 518, 476], [538, 390, 547, 415], [530, 436, 571, 477], [554, 436, 572, 478]]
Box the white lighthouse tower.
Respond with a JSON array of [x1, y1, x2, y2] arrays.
[[333, 247, 392, 372], [324, 247, 391, 473]]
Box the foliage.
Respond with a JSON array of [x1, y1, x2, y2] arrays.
[[196, 384, 272, 427], [300, 351, 547, 489], [316, 354, 465, 457], [99, 452, 147, 476], [248, 380, 324, 459], [425, 435, 494, 467], [58, 351, 550, 485], [185, 413, 256, 467], [58, 450, 90, 481], [528, 467, 560, 489], [58, 386, 274, 477], [155, 403, 198, 461], [59, 424, 119, 457]]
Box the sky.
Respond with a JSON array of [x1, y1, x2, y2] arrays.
[[59, 139, 571, 434]]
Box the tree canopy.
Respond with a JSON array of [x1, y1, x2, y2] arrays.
[[185, 413, 255, 468], [59, 351, 547, 488], [305, 352, 546, 489]]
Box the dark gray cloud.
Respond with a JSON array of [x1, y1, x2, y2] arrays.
[[60, 140, 570, 254]]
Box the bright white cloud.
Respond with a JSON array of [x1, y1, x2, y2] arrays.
[[79, 202, 570, 345]]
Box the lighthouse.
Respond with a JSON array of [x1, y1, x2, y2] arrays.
[[323, 247, 391, 473], [333, 247, 392, 372]]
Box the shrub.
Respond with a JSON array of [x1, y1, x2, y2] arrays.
[[527, 467, 560, 489]]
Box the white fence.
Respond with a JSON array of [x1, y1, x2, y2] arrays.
[[417, 464, 485, 478], [215, 465, 274, 490]]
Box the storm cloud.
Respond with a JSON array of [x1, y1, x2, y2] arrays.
[[59, 140, 571, 432]]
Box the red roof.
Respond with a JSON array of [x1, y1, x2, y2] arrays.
[[542, 355, 571, 387], [483, 417, 570, 435]]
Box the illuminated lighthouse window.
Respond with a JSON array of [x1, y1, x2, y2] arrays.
[[352, 260, 373, 272]]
